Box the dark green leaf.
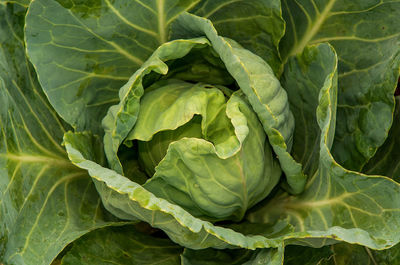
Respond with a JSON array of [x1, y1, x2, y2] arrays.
[[363, 97, 400, 181], [0, 4, 122, 265], [281, 43, 338, 177], [182, 246, 284, 265], [328, 243, 400, 265], [243, 247, 284, 265], [330, 244, 376, 265], [373, 243, 400, 265], [280, 0, 400, 170], [249, 43, 400, 250], [25, 0, 200, 134], [284, 243, 400, 265], [61, 225, 183, 265], [284, 245, 334, 265], [193, 0, 285, 74], [181, 248, 255, 265]]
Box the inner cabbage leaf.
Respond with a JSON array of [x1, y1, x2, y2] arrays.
[[126, 79, 281, 221]]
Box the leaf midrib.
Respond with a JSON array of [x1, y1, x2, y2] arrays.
[[1, 153, 76, 169], [286, 192, 356, 209], [157, 0, 166, 44], [284, 0, 337, 63]]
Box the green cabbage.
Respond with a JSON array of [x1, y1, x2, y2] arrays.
[[128, 79, 281, 221], [1, 0, 400, 264]]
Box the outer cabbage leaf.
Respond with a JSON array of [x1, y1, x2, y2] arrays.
[[248, 43, 400, 250], [24, 0, 201, 134], [0, 4, 122, 265], [60, 225, 183, 265], [283, 245, 334, 265], [285, 243, 400, 265], [24, 0, 286, 135], [363, 97, 400, 181], [192, 0, 285, 74], [372, 243, 400, 265], [242, 247, 284, 265], [280, 43, 337, 178], [181, 248, 256, 265], [60, 225, 285, 265], [279, 0, 400, 170], [330, 244, 384, 265]]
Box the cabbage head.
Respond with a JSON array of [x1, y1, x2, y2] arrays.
[[97, 15, 306, 225], [129, 79, 281, 221]]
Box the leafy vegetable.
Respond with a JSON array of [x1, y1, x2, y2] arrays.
[[1, 0, 399, 264], [0, 3, 125, 265], [60, 225, 183, 265]]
